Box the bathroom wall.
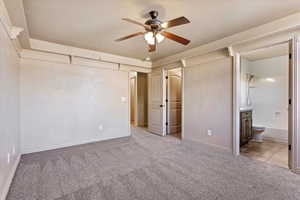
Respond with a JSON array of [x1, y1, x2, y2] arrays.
[[241, 55, 289, 142], [240, 58, 251, 108]]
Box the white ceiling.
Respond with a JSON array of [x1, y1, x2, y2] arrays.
[[243, 43, 289, 61], [19, 0, 300, 60]]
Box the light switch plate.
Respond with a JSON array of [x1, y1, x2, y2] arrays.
[[98, 125, 103, 131], [207, 130, 212, 136]]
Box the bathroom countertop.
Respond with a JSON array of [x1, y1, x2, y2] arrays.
[[240, 107, 253, 112]]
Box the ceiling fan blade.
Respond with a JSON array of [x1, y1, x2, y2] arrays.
[[115, 32, 145, 42], [161, 16, 190, 29], [161, 31, 190, 45], [122, 18, 151, 30]]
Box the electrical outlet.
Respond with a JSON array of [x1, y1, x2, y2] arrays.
[[12, 146, 16, 155], [98, 125, 104, 131], [207, 130, 212, 136]]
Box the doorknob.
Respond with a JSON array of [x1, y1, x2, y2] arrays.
[[160, 104, 164, 107]]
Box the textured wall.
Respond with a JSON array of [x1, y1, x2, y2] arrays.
[[0, 17, 20, 198], [20, 59, 130, 153], [184, 58, 233, 151]]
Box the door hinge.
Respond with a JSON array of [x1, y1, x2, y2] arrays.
[[289, 98, 292, 105], [289, 144, 292, 151], [166, 122, 168, 126], [166, 99, 168, 102], [289, 53, 292, 59], [165, 76, 168, 79]]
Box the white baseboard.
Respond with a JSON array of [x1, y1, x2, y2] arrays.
[[292, 168, 300, 175], [264, 136, 288, 143], [0, 155, 21, 200], [22, 133, 131, 154], [264, 128, 288, 143]]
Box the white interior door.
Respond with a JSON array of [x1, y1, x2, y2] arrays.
[[167, 69, 182, 135], [148, 68, 166, 136]]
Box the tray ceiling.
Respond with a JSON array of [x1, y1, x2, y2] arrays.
[[19, 0, 300, 60]]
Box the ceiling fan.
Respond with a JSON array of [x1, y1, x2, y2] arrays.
[[115, 10, 191, 52]]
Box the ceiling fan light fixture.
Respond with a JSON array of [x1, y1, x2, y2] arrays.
[[144, 32, 165, 45], [116, 11, 191, 52]]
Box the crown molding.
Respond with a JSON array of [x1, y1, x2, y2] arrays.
[[29, 39, 152, 68], [9, 26, 23, 39], [20, 49, 152, 73], [0, 0, 22, 54]]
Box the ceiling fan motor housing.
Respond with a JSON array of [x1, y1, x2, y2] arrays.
[[145, 11, 162, 31]]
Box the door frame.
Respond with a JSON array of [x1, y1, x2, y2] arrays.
[[130, 75, 138, 127], [163, 64, 184, 139], [232, 37, 299, 171], [165, 67, 183, 138]]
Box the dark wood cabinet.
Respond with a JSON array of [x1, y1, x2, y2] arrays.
[[240, 110, 253, 146]]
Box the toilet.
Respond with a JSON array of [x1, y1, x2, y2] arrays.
[[253, 126, 266, 142]]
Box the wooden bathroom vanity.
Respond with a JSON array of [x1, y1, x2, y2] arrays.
[[240, 110, 253, 146]]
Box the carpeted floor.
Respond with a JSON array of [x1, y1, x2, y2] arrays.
[[7, 127, 300, 200]]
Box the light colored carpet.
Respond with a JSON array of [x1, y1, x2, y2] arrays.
[[7, 127, 300, 200]]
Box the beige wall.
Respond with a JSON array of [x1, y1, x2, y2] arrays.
[[0, 18, 20, 199], [20, 59, 130, 154], [184, 57, 233, 151]]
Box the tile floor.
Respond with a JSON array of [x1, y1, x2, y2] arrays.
[[240, 139, 288, 168]]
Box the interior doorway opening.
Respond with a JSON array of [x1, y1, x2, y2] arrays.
[[130, 72, 148, 128], [237, 42, 291, 168], [166, 68, 183, 139]]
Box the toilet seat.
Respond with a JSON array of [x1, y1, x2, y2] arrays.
[[254, 127, 265, 132]]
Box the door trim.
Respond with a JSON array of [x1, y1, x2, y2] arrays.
[[130, 76, 138, 127], [291, 36, 300, 170]]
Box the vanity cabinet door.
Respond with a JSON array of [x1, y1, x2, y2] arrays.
[[248, 118, 253, 139], [240, 111, 253, 146], [240, 118, 248, 145]]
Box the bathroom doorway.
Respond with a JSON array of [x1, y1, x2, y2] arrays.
[[237, 42, 291, 168]]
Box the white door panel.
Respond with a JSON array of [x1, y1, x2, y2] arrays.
[[148, 69, 166, 135]]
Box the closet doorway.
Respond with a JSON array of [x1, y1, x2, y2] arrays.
[[166, 68, 183, 139], [130, 72, 148, 128]]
